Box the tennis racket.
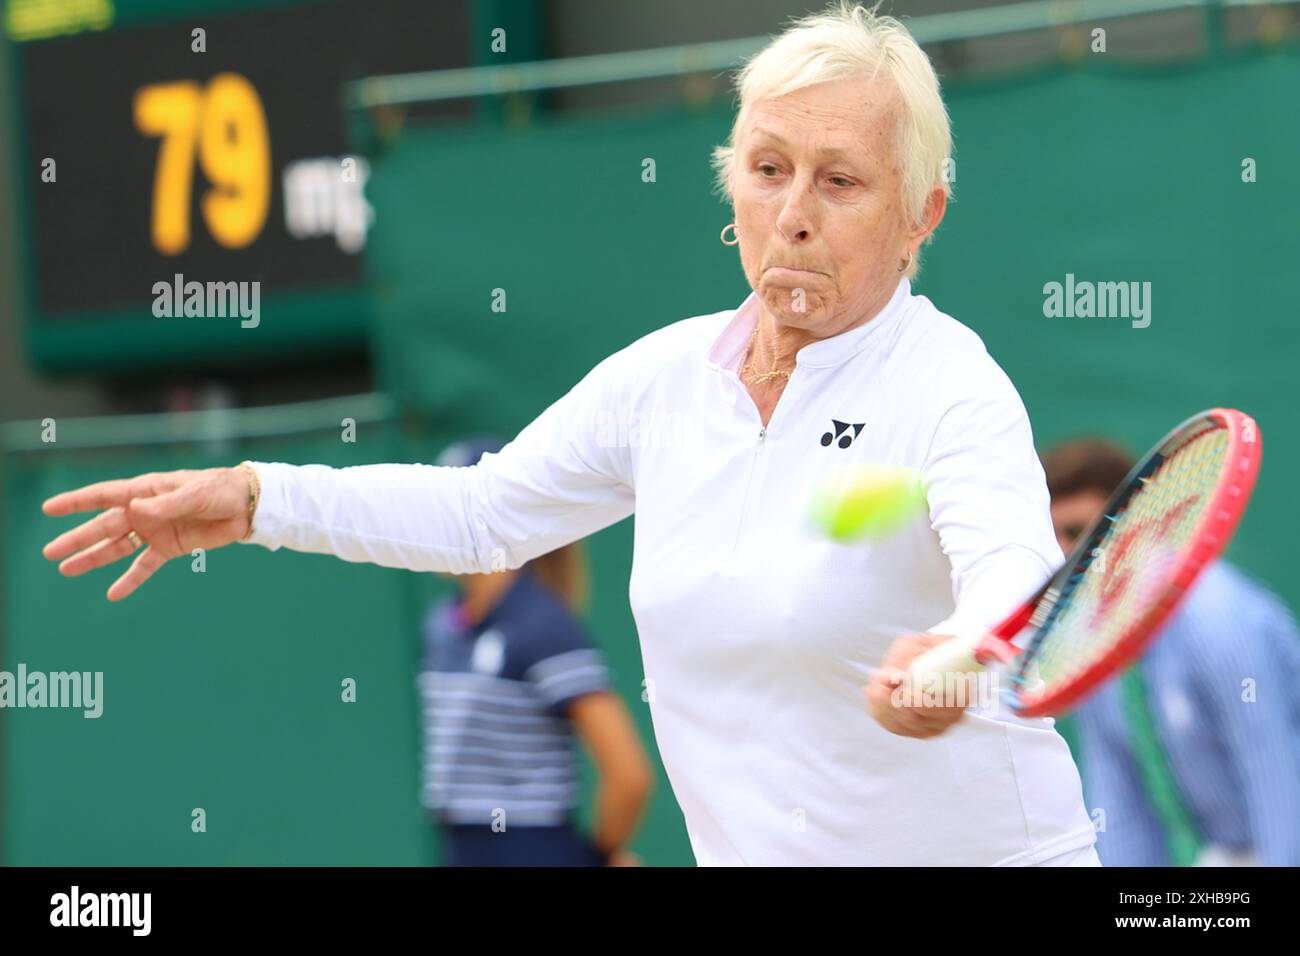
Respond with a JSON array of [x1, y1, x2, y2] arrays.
[[907, 407, 1261, 717]]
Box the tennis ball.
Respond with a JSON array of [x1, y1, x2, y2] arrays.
[[810, 463, 929, 542]]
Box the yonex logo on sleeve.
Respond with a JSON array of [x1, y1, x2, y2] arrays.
[[820, 420, 865, 449]]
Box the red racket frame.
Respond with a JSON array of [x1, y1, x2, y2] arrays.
[[980, 408, 1262, 717]]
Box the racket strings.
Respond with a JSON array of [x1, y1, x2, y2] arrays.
[[1018, 425, 1229, 697]]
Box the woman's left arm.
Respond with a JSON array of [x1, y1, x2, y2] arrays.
[[868, 350, 1062, 737], [918, 352, 1063, 643]]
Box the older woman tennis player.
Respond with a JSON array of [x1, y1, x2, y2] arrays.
[[42, 4, 1099, 866]]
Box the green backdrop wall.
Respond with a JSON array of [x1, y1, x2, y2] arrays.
[[2, 420, 443, 865]]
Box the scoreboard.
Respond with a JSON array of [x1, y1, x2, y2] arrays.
[[4, 0, 471, 372]]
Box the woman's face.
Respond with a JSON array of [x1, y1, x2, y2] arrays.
[[731, 75, 943, 338]]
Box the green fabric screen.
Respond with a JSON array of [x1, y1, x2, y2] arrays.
[[2, 421, 440, 865]]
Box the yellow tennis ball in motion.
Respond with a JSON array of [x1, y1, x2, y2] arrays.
[[810, 463, 929, 542]]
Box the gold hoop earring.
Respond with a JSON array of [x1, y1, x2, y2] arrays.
[[720, 223, 739, 246], [899, 250, 912, 273]]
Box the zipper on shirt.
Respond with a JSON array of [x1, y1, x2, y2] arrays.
[[731, 426, 767, 552]]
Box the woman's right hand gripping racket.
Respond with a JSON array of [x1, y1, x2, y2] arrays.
[[907, 408, 1261, 718]]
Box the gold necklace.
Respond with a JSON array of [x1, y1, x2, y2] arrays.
[[739, 326, 793, 386]]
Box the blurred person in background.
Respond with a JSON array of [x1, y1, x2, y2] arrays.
[[1043, 437, 1300, 866], [420, 436, 653, 866]]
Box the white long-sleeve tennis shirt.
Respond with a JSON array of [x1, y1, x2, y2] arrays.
[[244, 277, 1098, 865]]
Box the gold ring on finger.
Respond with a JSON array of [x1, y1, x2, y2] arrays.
[[127, 531, 143, 550]]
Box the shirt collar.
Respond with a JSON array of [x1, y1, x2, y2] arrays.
[[706, 277, 913, 373], [450, 571, 538, 634]]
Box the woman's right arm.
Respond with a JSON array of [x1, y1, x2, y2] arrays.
[[43, 352, 636, 600]]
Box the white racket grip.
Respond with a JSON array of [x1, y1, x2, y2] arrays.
[[907, 632, 988, 684]]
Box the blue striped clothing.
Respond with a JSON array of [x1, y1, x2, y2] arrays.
[[418, 571, 611, 826], [1072, 561, 1300, 865]]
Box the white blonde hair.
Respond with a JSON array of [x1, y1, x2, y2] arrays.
[[710, 1, 953, 279]]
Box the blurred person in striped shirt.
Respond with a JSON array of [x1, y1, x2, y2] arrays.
[[418, 437, 653, 866], [1043, 437, 1300, 866]]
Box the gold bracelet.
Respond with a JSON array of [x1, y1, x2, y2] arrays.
[[237, 461, 261, 540]]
